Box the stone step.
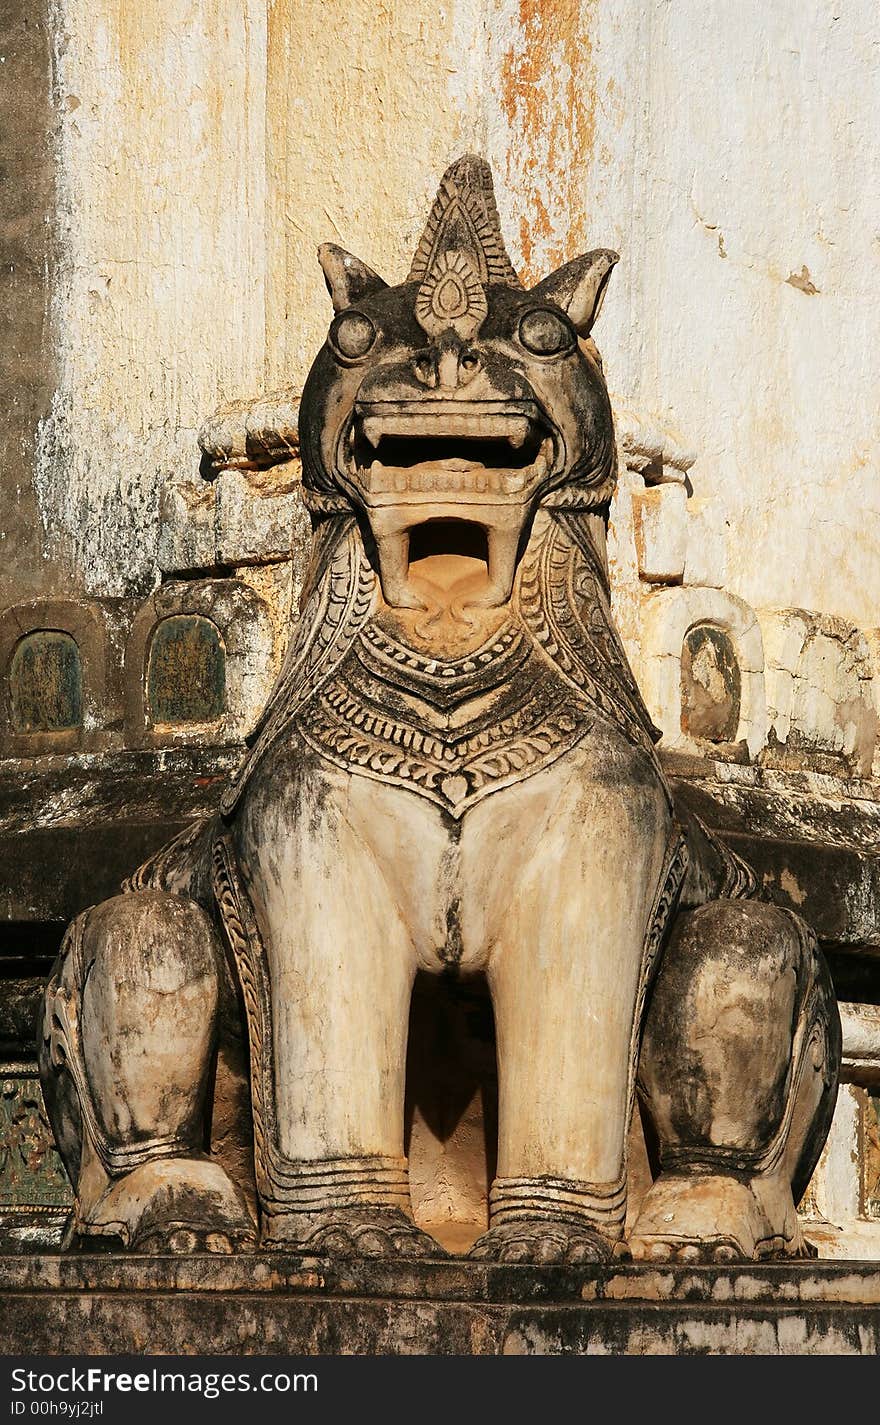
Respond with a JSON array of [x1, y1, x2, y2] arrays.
[[2, 1255, 880, 1355]]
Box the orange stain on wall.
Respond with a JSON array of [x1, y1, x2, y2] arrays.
[[500, 0, 598, 282]]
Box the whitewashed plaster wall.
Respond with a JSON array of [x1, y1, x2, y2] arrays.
[[617, 1, 880, 633], [33, 0, 487, 596], [31, 0, 880, 640], [35, 0, 268, 595]]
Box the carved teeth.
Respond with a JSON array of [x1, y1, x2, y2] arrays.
[[364, 467, 534, 493], [360, 452, 553, 496], [480, 526, 520, 607], [375, 532, 425, 610], [362, 418, 383, 448]]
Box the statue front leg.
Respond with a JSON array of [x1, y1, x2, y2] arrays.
[[631, 899, 840, 1262], [230, 766, 448, 1260], [466, 746, 675, 1265], [38, 890, 256, 1253], [470, 917, 637, 1266]]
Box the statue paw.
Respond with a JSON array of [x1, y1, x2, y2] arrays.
[[468, 1219, 613, 1265], [133, 1225, 255, 1254], [626, 1171, 804, 1263], [627, 1234, 751, 1265], [77, 1158, 257, 1254], [298, 1208, 448, 1260]]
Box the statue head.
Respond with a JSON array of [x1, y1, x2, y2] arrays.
[[299, 155, 618, 610]]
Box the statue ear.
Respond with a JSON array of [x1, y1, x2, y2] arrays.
[[318, 243, 388, 312], [530, 249, 618, 336]]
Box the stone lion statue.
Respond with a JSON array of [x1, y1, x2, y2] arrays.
[[39, 156, 840, 1264]]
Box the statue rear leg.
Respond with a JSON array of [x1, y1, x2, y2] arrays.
[[630, 899, 840, 1262], [38, 890, 256, 1252]]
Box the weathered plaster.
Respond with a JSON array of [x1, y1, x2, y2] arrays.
[[0, 0, 65, 609], [263, 0, 488, 388], [19, 0, 880, 635], [480, 2, 880, 627], [615, 1, 880, 628], [34, 0, 268, 596]]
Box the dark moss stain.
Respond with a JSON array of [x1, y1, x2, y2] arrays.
[[440, 897, 464, 968], [9, 631, 82, 732], [146, 615, 226, 725], [0, 0, 63, 608]]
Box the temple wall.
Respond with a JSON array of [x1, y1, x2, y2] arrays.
[[10, 0, 876, 689], [25, 0, 269, 603], [482, 0, 880, 632]]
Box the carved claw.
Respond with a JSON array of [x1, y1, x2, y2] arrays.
[[298, 1208, 448, 1260], [621, 1228, 817, 1265], [468, 1219, 612, 1265], [73, 1158, 257, 1255], [627, 1234, 751, 1265], [133, 1224, 256, 1255], [625, 1171, 816, 1264]]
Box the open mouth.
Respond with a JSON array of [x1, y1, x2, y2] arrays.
[[345, 400, 554, 504], [340, 399, 555, 611]]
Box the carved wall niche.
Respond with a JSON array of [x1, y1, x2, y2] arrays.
[[0, 599, 116, 756], [146, 615, 227, 727], [680, 623, 742, 744], [9, 633, 82, 735], [612, 412, 878, 785], [638, 587, 768, 759], [125, 580, 276, 747]]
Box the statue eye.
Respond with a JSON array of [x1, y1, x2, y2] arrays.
[[329, 310, 376, 361], [518, 307, 575, 357]]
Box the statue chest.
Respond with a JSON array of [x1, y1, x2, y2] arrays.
[[291, 617, 596, 819]]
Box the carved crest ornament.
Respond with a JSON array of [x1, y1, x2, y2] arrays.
[[39, 156, 840, 1264]]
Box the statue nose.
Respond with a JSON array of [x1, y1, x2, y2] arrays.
[[412, 344, 482, 390]]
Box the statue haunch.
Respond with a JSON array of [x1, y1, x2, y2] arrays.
[[39, 157, 840, 1263]]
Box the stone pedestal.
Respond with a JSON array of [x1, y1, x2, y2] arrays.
[[1, 1255, 879, 1356]]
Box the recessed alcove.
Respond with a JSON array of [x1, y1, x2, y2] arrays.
[[125, 578, 275, 746], [145, 614, 226, 726], [8, 630, 83, 734], [680, 622, 742, 744], [402, 973, 655, 1250]]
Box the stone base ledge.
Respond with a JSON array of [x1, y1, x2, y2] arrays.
[[2, 1255, 880, 1355]]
